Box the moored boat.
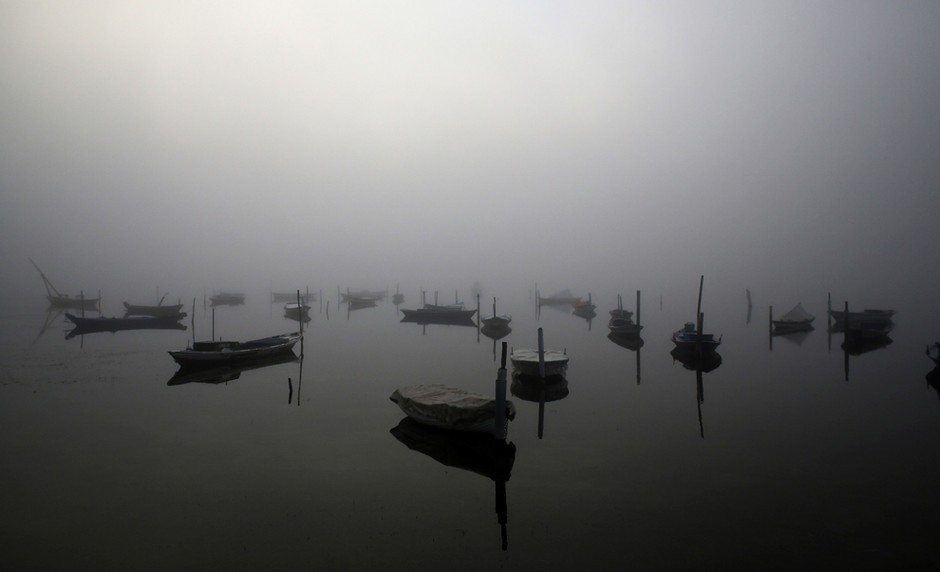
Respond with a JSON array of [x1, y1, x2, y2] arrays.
[[390, 384, 516, 438], [671, 322, 721, 351], [65, 313, 187, 337], [829, 308, 895, 324], [772, 302, 815, 334], [608, 317, 643, 336], [210, 292, 245, 306], [168, 333, 301, 368], [481, 297, 512, 328]]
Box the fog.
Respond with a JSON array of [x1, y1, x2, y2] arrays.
[[2, 1, 939, 316]]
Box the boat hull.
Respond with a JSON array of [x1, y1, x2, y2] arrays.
[[123, 302, 186, 318], [390, 384, 515, 438], [509, 349, 569, 377]]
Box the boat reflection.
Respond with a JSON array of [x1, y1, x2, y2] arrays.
[[390, 417, 515, 550], [608, 332, 644, 384], [510, 373, 569, 439], [671, 347, 722, 439], [167, 352, 299, 386], [66, 315, 187, 339], [481, 324, 512, 361], [400, 314, 478, 328]]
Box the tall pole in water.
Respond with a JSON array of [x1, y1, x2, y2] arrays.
[[494, 342, 508, 439], [537, 327, 545, 378]]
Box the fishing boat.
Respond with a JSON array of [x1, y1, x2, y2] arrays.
[[481, 297, 512, 328], [65, 313, 187, 337], [168, 333, 301, 368], [210, 292, 245, 306], [123, 300, 185, 318], [671, 322, 722, 351], [772, 302, 815, 334], [609, 294, 634, 320], [341, 289, 387, 303], [271, 292, 313, 303], [390, 384, 516, 438], [29, 258, 99, 310]]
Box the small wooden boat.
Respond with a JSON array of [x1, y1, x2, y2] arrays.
[[510, 349, 569, 376], [772, 302, 815, 334], [671, 322, 721, 351], [481, 297, 512, 328], [283, 302, 310, 319], [608, 317, 643, 336], [341, 289, 387, 303], [168, 333, 301, 368], [390, 384, 515, 437], [123, 300, 185, 318], [609, 294, 634, 320], [401, 303, 477, 322], [210, 292, 245, 306], [65, 313, 187, 337]]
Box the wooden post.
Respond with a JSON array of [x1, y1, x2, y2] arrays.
[[636, 290, 641, 328], [769, 305, 773, 352], [696, 312, 704, 357], [297, 290, 304, 357], [211, 306, 215, 340], [540, 334, 549, 371], [191, 297, 196, 346], [494, 342, 508, 439]]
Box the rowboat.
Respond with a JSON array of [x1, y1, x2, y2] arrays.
[[537, 289, 582, 306], [400, 303, 477, 322], [509, 348, 568, 377], [481, 297, 512, 328], [608, 317, 643, 336], [283, 302, 310, 319], [168, 333, 301, 368], [671, 322, 721, 351], [390, 384, 515, 438], [123, 301, 186, 318]]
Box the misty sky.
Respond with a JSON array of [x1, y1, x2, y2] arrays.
[[2, 1, 939, 302]]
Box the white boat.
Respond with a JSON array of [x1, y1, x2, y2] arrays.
[[772, 302, 815, 334], [283, 302, 310, 319], [510, 348, 568, 377], [390, 384, 515, 438]]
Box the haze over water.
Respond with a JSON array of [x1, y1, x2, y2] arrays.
[[2, 2, 940, 569]]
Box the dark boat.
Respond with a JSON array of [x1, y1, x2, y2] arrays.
[[168, 333, 301, 368], [65, 313, 187, 338], [671, 322, 721, 352], [400, 303, 477, 323]]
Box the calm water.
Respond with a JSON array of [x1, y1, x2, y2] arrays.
[[2, 285, 939, 571]]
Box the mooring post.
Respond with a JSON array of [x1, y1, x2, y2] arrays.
[[636, 290, 641, 328], [212, 306, 215, 341], [537, 327, 545, 378], [769, 305, 774, 352], [495, 342, 508, 439]]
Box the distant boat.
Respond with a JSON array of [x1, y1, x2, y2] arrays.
[[210, 292, 245, 306], [123, 300, 185, 318], [772, 302, 815, 334], [341, 289, 387, 303], [283, 302, 310, 320], [392, 283, 405, 305], [168, 333, 301, 368], [671, 322, 721, 352], [29, 258, 99, 310], [481, 297, 512, 328], [571, 293, 596, 318], [271, 291, 313, 303], [538, 289, 582, 306], [65, 313, 186, 338], [390, 384, 515, 438], [400, 303, 477, 323], [609, 294, 634, 320]]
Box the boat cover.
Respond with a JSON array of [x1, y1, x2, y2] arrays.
[[777, 303, 814, 323], [390, 384, 514, 430]]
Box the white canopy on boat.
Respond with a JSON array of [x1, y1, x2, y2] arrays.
[[777, 302, 814, 323]]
